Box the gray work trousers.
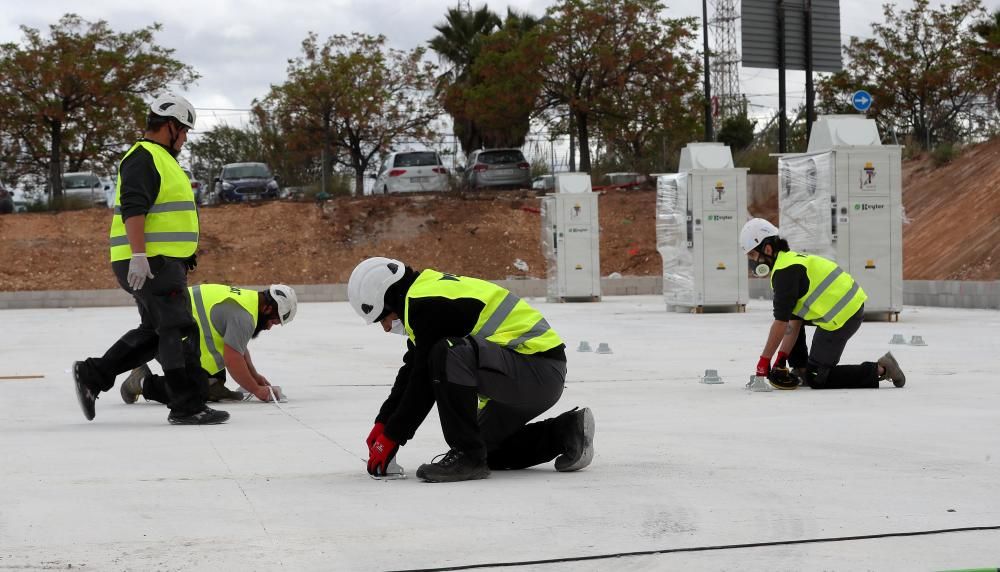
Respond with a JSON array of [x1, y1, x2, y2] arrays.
[[429, 335, 568, 466]]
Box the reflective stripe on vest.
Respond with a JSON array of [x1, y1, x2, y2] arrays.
[[404, 269, 563, 354], [189, 284, 259, 375], [109, 141, 199, 261], [771, 251, 867, 331]]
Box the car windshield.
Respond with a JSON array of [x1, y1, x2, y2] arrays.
[[393, 152, 439, 168], [224, 164, 270, 179], [63, 174, 97, 189], [478, 150, 525, 165]]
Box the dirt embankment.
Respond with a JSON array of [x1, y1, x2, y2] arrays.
[[1, 137, 996, 292], [901, 138, 1000, 280], [0, 190, 659, 291]]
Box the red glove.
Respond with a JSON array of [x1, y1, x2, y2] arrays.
[[756, 356, 771, 377], [367, 433, 398, 476], [366, 422, 385, 451], [773, 351, 789, 369]]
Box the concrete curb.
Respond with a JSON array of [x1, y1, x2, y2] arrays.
[[0, 277, 996, 310]]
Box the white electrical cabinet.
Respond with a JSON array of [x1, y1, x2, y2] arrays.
[[541, 173, 601, 302], [655, 143, 749, 312], [778, 115, 903, 319]]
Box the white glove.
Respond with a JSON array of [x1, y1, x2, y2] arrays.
[[127, 253, 154, 291]]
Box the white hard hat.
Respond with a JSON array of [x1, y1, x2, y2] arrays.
[[348, 257, 405, 324], [269, 284, 297, 324], [740, 218, 780, 253], [149, 93, 196, 130]]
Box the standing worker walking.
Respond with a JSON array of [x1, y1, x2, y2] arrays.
[[740, 218, 906, 390], [349, 257, 595, 483], [73, 93, 229, 425]]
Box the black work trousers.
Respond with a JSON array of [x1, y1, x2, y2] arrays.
[[83, 256, 204, 415], [428, 335, 569, 470], [143, 369, 214, 405], [787, 305, 879, 389]]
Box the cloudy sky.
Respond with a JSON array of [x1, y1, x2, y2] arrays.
[[2, 0, 997, 140]]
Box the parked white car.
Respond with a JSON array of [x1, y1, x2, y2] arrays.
[[373, 151, 449, 194], [100, 177, 115, 208], [531, 175, 555, 191]]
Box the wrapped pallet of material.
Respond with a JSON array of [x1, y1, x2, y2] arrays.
[[655, 173, 696, 307], [539, 197, 559, 302], [777, 152, 836, 260]]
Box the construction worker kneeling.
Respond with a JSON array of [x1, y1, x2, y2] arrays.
[[120, 284, 297, 407], [740, 219, 906, 390], [349, 257, 595, 483]]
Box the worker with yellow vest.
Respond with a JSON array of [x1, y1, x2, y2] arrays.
[[120, 284, 298, 406], [740, 218, 907, 390], [73, 93, 228, 426], [349, 257, 595, 483]]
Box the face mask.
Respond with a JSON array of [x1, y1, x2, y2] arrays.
[[754, 263, 771, 277], [389, 319, 406, 336]]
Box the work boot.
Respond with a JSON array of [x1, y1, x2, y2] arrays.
[[878, 352, 906, 388], [167, 406, 230, 425], [120, 365, 150, 404], [791, 367, 809, 386], [72, 361, 101, 421], [555, 407, 596, 472], [416, 450, 490, 483], [206, 380, 244, 402]]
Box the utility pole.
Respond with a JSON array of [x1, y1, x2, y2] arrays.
[[710, 0, 742, 122], [702, 0, 714, 141], [777, 0, 788, 153]]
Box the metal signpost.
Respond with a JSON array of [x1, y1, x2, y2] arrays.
[[742, 0, 843, 151]]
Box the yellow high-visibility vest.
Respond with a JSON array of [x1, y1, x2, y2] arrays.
[[189, 284, 259, 375], [109, 141, 198, 261], [404, 269, 563, 354], [772, 251, 867, 331]]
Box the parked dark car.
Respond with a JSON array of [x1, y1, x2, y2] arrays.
[[462, 148, 532, 190], [0, 182, 13, 214], [215, 162, 279, 202]]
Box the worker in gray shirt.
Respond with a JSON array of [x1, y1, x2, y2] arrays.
[[121, 284, 297, 405]]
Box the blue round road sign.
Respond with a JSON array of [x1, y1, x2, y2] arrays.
[[851, 90, 873, 112]]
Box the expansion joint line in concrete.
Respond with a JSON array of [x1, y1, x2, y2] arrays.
[[385, 525, 1000, 572], [267, 386, 367, 464]]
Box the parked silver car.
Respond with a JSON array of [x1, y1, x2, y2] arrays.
[[182, 168, 204, 204], [61, 171, 106, 207], [373, 151, 449, 194], [463, 148, 532, 190]]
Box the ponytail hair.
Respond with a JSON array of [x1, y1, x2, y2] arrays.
[[758, 235, 790, 254]]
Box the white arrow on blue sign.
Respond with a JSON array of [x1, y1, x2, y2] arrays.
[[851, 90, 873, 112]]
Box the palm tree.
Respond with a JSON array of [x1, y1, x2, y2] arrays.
[[429, 6, 502, 154], [429, 6, 502, 88]]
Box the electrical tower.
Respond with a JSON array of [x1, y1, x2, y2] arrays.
[[457, 0, 471, 13], [710, 0, 743, 122]]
